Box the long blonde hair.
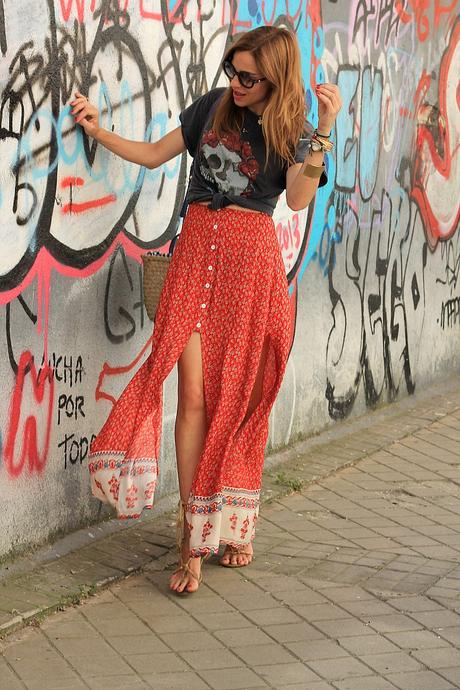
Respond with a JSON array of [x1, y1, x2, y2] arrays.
[[213, 26, 309, 168]]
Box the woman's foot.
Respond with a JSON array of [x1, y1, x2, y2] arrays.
[[169, 554, 203, 594], [219, 543, 254, 567], [169, 515, 203, 594]]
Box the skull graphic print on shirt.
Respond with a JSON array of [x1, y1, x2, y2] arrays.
[[199, 129, 260, 197]]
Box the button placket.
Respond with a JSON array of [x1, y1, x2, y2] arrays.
[[195, 220, 219, 330]]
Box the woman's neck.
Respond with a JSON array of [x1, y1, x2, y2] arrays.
[[247, 105, 265, 117]]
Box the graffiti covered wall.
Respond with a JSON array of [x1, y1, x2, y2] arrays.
[[1, 0, 459, 560]]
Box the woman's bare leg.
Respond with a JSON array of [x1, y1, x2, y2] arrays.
[[170, 331, 207, 593]]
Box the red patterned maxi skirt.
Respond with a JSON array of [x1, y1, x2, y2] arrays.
[[88, 202, 293, 557]]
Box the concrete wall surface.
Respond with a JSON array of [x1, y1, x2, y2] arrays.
[[1, 1, 459, 560]]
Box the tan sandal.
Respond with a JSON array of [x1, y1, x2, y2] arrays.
[[171, 556, 203, 595], [171, 499, 204, 595], [219, 544, 254, 568]]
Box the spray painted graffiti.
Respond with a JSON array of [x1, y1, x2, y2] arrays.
[[411, 18, 460, 250], [1, 0, 459, 559], [325, 186, 428, 418], [4, 350, 54, 478], [0, 1, 325, 565], [322, 3, 459, 419], [1, 1, 322, 479]]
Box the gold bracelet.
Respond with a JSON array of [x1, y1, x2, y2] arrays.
[[302, 162, 325, 178], [312, 134, 334, 152]]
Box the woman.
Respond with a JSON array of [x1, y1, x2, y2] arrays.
[[71, 26, 341, 594]]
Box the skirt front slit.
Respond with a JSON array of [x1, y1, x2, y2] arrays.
[[88, 202, 292, 557]]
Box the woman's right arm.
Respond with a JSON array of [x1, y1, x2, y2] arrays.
[[96, 126, 186, 169], [70, 91, 186, 169]]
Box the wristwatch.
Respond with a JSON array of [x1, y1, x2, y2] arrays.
[[309, 138, 324, 152]]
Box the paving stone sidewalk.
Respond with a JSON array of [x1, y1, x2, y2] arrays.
[[2, 377, 460, 689]]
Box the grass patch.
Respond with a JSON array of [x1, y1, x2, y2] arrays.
[[273, 471, 304, 493], [23, 584, 99, 632]]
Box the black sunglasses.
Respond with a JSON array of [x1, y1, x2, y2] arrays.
[[222, 60, 267, 89]]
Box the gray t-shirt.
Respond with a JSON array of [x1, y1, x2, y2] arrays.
[[179, 87, 327, 216]]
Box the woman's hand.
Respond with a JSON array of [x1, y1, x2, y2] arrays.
[[315, 83, 342, 136], [70, 91, 100, 138]]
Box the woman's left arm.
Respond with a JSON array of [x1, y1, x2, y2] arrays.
[[286, 83, 342, 211]]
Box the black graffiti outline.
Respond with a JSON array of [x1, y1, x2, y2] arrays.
[[325, 187, 428, 420], [0, 0, 6, 56], [0, 0, 180, 292]]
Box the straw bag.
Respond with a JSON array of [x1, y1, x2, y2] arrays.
[[142, 233, 180, 321], [141, 252, 172, 321]]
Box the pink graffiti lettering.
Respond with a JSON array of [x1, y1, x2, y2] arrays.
[[4, 351, 54, 479]]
